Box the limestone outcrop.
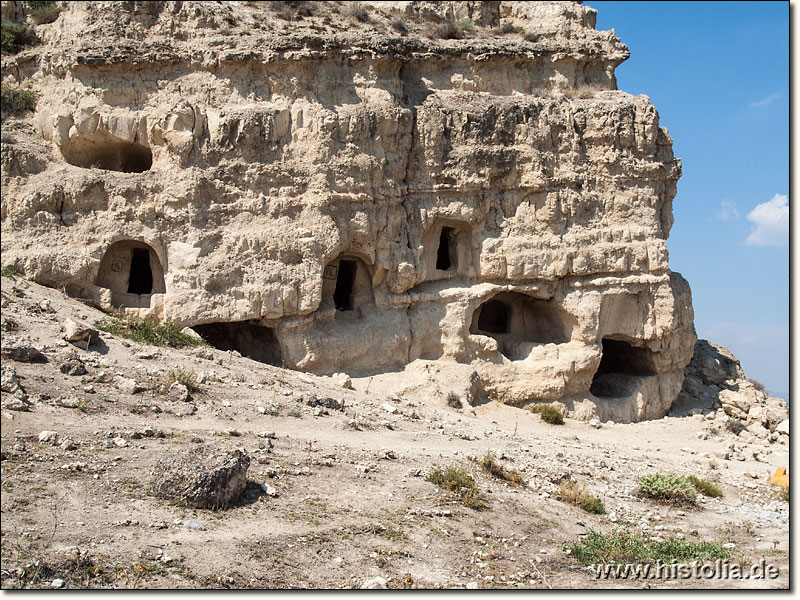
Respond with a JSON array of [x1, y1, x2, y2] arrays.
[[0, 1, 697, 421]]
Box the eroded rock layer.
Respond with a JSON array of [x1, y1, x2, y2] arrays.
[[0, 1, 696, 421]]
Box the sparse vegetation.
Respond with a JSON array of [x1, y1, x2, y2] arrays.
[[688, 475, 723, 498], [557, 480, 605, 514], [637, 473, 697, 506], [446, 391, 462, 409], [163, 368, 200, 393], [432, 21, 462, 40], [287, 408, 302, 418], [1, 266, 21, 276], [96, 315, 209, 349], [529, 403, 564, 425], [1, 86, 36, 119], [569, 528, 731, 566], [27, 1, 60, 24], [455, 17, 474, 32], [343, 2, 370, 23], [748, 378, 766, 393], [268, 0, 314, 21], [389, 18, 407, 34], [725, 418, 747, 435], [523, 30, 539, 43], [1, 21, 37, 54], [427, 465, 488, 510], [494, 22, 521, 35], [479, 451, 527, 487]]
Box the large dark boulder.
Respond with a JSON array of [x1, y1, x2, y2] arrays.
[[151, 445, 250, 509]]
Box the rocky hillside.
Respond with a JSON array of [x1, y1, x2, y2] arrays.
[[0, 274, 789, 589]]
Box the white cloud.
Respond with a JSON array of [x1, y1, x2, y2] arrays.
[[716, 200, 739, 221], [746, 194, 789, 246], [749, 93, 780, 108]]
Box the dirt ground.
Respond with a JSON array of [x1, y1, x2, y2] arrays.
[[0, 275, 789, 589]]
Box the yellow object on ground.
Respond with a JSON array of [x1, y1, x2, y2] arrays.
[[770, 467, 789, 488]]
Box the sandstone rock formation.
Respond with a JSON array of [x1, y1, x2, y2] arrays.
[[673, 339, 788, 438], [1, 1, 697, 421]]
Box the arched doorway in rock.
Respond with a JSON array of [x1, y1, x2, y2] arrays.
[[95, 240, 165, 309], [590, 337, 657, 398], [321, 255, 375, 317], [470, 292, 575, 359]]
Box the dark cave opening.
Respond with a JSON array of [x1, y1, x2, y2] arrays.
[[590, 338, 657, 398], [192, 321, 282, 366], [127, 247, 154, 295], [476, 299, 509, 334], [333, 259, 357, 311], [436, 226, 456, 271]]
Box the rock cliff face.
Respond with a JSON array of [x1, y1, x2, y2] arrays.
[[0, 1, 696, 421]]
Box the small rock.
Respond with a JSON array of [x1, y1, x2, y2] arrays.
[[59, 358, 87, 376], [361, 576, 387, 590], [51, 578, 64, 589], [381, 403, 398, 414], [723, 542, 736, 549], [60, 438, 77, 451], [588, 418, 602, 429], [331, 372, 353, 389], [184, 520, 206, 531], [1, 342, 46, 363], [169, 382, 190, 402], [776, 420, 789, 435], [62, 318, 99, 346], [466, 582, 479, 590], [116, 376, 144, 395], [112, 437, 127, 447], [2, 397, 31, 411], [260, 483, 278, 497], [39, 430, 58, 445]]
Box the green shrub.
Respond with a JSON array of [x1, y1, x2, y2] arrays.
[[27, 1, 60, 24], [1, 21, 37, 54], [638, 473, 697, 506], [529, 403, 564, 425], [688, 475, 723, 498], [427, 465, 488, 510], [456, 17, 474, 32], [95, 315, 209, 349], [557, 480, 605, 514], [1, 86, 36, 119], [569, 528, 731, 566], [479, 451, 526, 487]]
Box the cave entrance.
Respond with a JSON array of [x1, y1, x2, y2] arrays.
[[477, 299, 508, 334], [470, 292, 575, 359], [436, 226, 456, 271], [62, 136, 153, 173], [333, 259, 357, 311], [95, 240, 165, 309], [590, 338, 657, 398], [193, 321, 282, 366], [127, 248, 154, 294]]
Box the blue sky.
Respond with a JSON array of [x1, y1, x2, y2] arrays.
[[585, 1, 789, 398]]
